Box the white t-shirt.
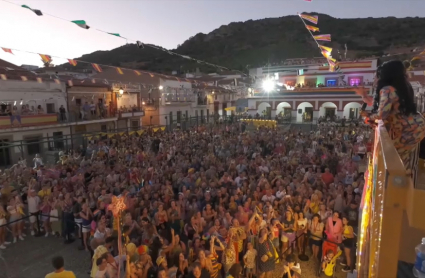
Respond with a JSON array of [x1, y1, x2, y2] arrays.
[[261, 195, 275, 203], [28, 195, 40, 213]]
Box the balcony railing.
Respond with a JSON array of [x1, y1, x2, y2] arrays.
[[356, 120, 425, 278], [0, 114, 58, 129], [0, 110, 118, 130]]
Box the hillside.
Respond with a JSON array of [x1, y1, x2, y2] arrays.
[[73, 13, 425, 74]]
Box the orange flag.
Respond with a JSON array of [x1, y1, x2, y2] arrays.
[[39, 54, 52, 63], [305, 25, 319, 32], [134, 70, 141, 76], [116, 67, 124, 75], [300, 14, 318, 24], [68, 59, 77, 66], [92, 63, 102, 72]]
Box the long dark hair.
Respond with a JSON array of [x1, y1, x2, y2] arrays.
[[375, 60, 416, 116]]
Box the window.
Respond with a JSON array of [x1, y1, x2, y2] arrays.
[[131, 120, 139, 130], [76, 98, 82, 105], [349, 78, 361, 86], [46, 103, 55, 114], [327, 80, 337, 86], [26, 138, 41, 156], [100, 124, 107, 132]]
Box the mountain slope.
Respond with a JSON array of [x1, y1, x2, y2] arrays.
[[73, 13, 425, 74]]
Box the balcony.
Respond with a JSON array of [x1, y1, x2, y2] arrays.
[[0, 110, 118, 131], [118, 107, 145, 118], [0, 114, 58, 129], [356, 120, 425, 278]]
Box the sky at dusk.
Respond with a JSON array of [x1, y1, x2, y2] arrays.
[[0, 0, 424, 67]]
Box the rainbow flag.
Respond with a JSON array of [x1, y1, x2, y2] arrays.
[[321, 50, 331, 59], [68, 59, 77, 66], [116, 67, 124, 75], [39, 54, 52, 63], [305, 25, 319, 32], [314, 34, 331, 41], [300, 14, 318, 24], [1, 47, 13, 54], [319, 45, 332, 53], [92, 63, 102, 72]]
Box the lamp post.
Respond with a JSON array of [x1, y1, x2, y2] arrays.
[[150, 115, 153, 135], [165, 116, 168, 132]]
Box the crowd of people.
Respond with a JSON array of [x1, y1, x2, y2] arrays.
[[0, 58, 423, 278], [0, 118, 372, 278]]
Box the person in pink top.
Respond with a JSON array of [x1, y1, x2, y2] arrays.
[[325, 211, 343, 244]]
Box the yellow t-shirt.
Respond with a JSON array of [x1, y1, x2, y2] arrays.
[[45, 270, 76, 278], [38, 189, 52, 198]]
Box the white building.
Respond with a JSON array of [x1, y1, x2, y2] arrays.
[[245, 58, 380, 122]]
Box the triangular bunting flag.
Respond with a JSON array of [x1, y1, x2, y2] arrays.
[[116, 68, 124, 75], [21, 5, 43, 16], [1, 48, 13, 55], [299, 14, 318, 24], [134, 70, 141, 76], [92, 79, 96, 84], [420, 50, 425, 55], [68, 59, 77, 66], [305, 25, 319, 32], [36, 77, 42, 83], [92, 63, 102, 72], [136, 41, 144, 49], [39, 54, 52, 63], [321, 51, 331, 59], [68, 80, 73, 86], [319, 45, 333, 53], [0, 74, 7, 81], [108, 33, 121, 37], [314, 34, 331, 42], [149, 73, 154, 77], [21, 76, 28, 81], [54, 79, 61, 84], [71, 20, 90, 29]]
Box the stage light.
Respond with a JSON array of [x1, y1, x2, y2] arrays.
[[159, 85, 164, 90], [262, 79, 275, 92], [119, 87, 124, 95]]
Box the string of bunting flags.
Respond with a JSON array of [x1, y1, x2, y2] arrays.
[[1, 0, 247, 76], [0, 46, 229, 90], [298, 12, 425, 72], [297, 13, 340, 72]]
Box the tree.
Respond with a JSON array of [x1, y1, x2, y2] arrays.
[[41, 58, 54, 68]]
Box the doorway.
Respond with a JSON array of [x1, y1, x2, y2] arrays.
[[304, 107, 313, 122], [325, 108, 336, 118], [349, 108, 359, 119]]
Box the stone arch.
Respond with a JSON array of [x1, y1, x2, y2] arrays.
[[319, 102, 338, 117], [296, 101, 314, 123], [343, 101, 363, 119], [275, 101, 292, 116], [257, 102, 272, 116]]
